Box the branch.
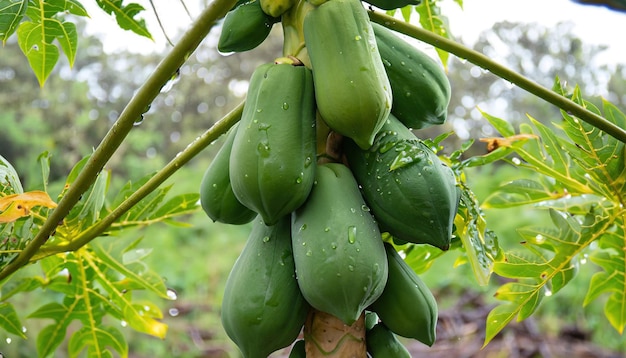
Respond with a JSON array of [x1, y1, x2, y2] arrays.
[[367, 10, 626, 144], [33, 102, 244, 260], [0, 0, 237, 282]]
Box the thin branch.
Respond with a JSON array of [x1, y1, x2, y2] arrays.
[[149, 0, 175, 47], [0, 0, 237, 283], [33, 101, 244, 260], [367, 10, 626, 144]]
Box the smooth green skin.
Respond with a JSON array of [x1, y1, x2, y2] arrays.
[[366, 323, 411, 358], [221, 216, 309, 358], [365, 310, 379, 330], [230, 62, 316, 225], [304, 0, 392, 149], [369, 243, 438, 346], [218, 0, 280, 53], [363, 0, 420, 10], [372, 22, 451, 130], [344, 114, 459, 250], [260, 0, 298, 17], [291, 163, 388, 326], [199, 124, 257, 225], [288, 340, 306, 358]]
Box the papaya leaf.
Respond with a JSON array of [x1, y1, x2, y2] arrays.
[[95, 0, 152, 39], [585, 224, 626, 333], [453, 182, 502, 285], [0, 302, 27, 339], [484, 208, 614, 345], [68, 325, 128, 358], [0, 0, 27, 43], [483, 177, 564, 208], [415, 0, 450, 67], [479, 108, 515, 137], [1, 153, 24, 194], [30, 302, 78, 356], [38, 151, 51, 192]]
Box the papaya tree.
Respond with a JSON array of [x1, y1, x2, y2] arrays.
[[0, 0, 625, 357]]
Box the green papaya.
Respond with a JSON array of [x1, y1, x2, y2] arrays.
[[365, 311, 379, 330], [229, 62, 316, 225], [344, 114, 459, 250], [199, 123, 257, 225], [288, 340, 306, 358], [260, 0, 298, 17], [363, 0, 420, 10], [369, 243, 438, 346], [218, 0, 280, 53], [303, 0, 392, 149], [366, 323, 411, 358], [372, 22, 451, 129], [292, 163, 388, 325], [221, 216, 309, 358]]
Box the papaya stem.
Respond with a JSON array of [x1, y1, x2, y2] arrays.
[[304, 309, 367, 357], [0, 0, 238, 282], [368, 10, 626, 144]]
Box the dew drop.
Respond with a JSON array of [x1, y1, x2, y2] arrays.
[[331, 242, 338, 249], [361, 205, 370, 212], [262, 236, 270, 243], [300, 224, 307, 231], [304, 156, 313, 168], [282, 102, 289, 110], [324, 227, 330, 232], [169, 308, 180, 317], [6, 337, 12, 344], [166, 288, 178, 300], [348, 265, 355, 272], [121, 320, 128, 327], [355, 35, 362, 41], [348, 226, 357, 244], [306, 249, 313, 257]]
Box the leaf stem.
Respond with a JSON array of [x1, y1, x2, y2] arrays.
[[368, 10, 626, 144], [0, 0, 237, 283], [33, 102, 244, 260]]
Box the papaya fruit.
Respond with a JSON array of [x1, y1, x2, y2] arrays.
[[366, 322, 411, 358], [363, 0, 420, 10], [373, 22, 451, 129], [344, 114, 460, 250], [221, 216, 309, 358], [229, 62, 316, 225], [260, 0, 298, 17], [369, 243, 438, 346], [303, 0, 392, 149], [218, 0, 280, 53], [291, 163, 388, 325], [199, 123, 257, 225], [365, 310, 379, 330]]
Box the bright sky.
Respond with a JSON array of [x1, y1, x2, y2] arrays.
[[82, 0, 626, 67]]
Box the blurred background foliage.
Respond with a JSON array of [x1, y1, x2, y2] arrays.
[[1, 11, 625, 357]]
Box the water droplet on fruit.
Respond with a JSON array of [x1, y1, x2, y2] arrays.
[[355, 35, 362, 41], [348, 226, 357, 244], [306, 249, 313, 257], [331, 242, 338, 249], [348, 265, 355, 272], [262, 236, 270, 243], [282, 102, 289, 110]]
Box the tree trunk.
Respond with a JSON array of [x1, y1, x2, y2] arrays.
[[303, 308, 367, 357]]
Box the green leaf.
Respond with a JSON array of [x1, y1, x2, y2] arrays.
[[0, 0, 27, 43], [485, 208, 614, 345], [0, 154, 24, 194], [483, 178, 563, 208], [38, 151, 51, 192], [415, 0, 450, 67], [68, 325, 128, 358], [585, 226, 626, 333], [17, 20, 59, 86], [480, 109, 515, 137], [95, 0, 152, 39], [47, 19, 78, 67], [0, 302, 27, 338], [33, 302, 75, 357]]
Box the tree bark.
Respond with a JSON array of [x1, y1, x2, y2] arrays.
[[303, 309, 367, 357]]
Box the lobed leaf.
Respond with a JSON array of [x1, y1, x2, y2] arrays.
[[485, 208, 614, 345], [95, 0, 152, 39], [68, 325, 128, 358], [585, 225, 626, 333]]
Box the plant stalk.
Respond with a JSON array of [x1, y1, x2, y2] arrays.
[[368, 10, 626, 144], [0, 0, 237, 282], [32, 102, 244, 260]]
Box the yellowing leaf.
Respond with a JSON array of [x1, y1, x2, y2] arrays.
[[0, 190, 57, 223]]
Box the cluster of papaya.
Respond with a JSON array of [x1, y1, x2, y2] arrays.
[[200, 0, 460, 356]]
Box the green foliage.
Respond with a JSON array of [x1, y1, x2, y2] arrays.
[[1, 0, 150, 85], [478, 81, 626, 344], [0, 154, 200, 357]]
